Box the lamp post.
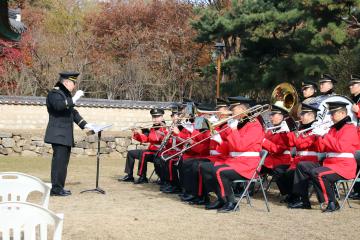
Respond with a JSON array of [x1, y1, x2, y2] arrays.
[[214, 42, 225, 98]]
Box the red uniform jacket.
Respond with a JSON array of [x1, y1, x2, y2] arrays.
[[216, 119, 264, 179], [286, 130, 321, 169], [262, 131, 292, 169], [203, 124, 229, 163], [162, 127, 184, 156], [355, 101, 360, 144], [132, 127, 168, 151], [318, 118, 359, 179], [181, 129, 211, 159]]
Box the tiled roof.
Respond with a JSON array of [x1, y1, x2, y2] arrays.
[[0, 95, 173, 109]]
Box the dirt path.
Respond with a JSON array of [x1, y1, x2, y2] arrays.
[[0, 155, 359, 240]]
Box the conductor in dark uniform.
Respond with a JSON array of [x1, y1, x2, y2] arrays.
[[44, 72, 89, 196]]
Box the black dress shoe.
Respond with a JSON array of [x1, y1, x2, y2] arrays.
[[50, 189, 71, 197], [181, 194, 195, 202], [288, 200, 311, 209], [205, 199, 225, 210], [134, 176, 148, 184], [119, 175, 134, 182], [162, 185, 181, 194], [156, 180, 165, 186], [349, 192, 360, 200], [178, 192, 188, 198], [322, 201, 340, 213], [63, 189, 72, 195], [160, 183, 171, 192], [217, 202, 238, 213], [189, 196, 210, 205], [280, 194, 298, 204]]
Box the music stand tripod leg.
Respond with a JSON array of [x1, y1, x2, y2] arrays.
[[81, 131, 106, 194]]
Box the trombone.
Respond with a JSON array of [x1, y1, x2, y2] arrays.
[[160, 104, 271, 161]]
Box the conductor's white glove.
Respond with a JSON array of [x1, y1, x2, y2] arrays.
[[211, 133, 222, 144], [228, 119, 238, 129], [84, 123, 95, 130], [72, 90, 84, 104]]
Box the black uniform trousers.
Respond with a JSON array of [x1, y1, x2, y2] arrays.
[[153, 156, 166, 182], [51, 144, 71, 192], [273, 164, 293, 196], [311, 166, 343, 203], [351, 165, 360, 193], [200, 162, 218, 197], [124, 149, 156, 177], [293, 161, 319, 199], [293, 161, 344, 203], [156, 155, 181, 186], [201, 163, 244, 203], [182, 158, 210, 196]]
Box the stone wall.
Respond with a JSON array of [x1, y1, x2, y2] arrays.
[[0, 130, 149, 158], [0, 96, 173, 157], [0, 104, 171, 131]]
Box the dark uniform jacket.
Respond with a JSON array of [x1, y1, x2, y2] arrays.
[[44, 82, 87, 147]]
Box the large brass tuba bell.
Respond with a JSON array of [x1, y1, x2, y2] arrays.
[[270, 82, 300, 118]]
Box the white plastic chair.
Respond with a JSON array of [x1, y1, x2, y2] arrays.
[[0, 172, 51, 208], [0, 202, 64, 240]]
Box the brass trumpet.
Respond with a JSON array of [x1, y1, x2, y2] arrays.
[[296, 120, 332, 137], [160, 104, 270, 161], [119, 122, 169, 132]]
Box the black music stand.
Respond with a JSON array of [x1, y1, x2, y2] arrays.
[[81, 124, 112, 195]]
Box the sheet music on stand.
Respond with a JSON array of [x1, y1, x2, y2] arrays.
[[86, 124, 112, 135]]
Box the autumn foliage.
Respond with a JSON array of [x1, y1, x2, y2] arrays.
[[0, 0, 213, 101]]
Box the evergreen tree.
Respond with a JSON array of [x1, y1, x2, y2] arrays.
[[192, 0, 360, 99]]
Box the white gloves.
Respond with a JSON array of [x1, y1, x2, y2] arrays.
[[182, 121, 194, 133], [228, 119, 238, 129], [208, 115, 219, 124], [211, 133, 222, 144], [311, 126, 329, 136], [85, 123, 95, 130], [184, 124, 194, 133], [277, 121, 290, 133], [72, 90, 84, 104]]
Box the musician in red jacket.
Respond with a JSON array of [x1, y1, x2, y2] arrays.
[[200, 96, 265, 212], [261, 104, 292, 174], [261, 104, 293, 203], [180, 99, 231, 204], [349, 74, 360, 199], [119, 108, 168, 184], [159, 102, 211, 193], [276, 103, 321, 204], [153, 105, 183, 187], [290, 101, 359, 212]]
